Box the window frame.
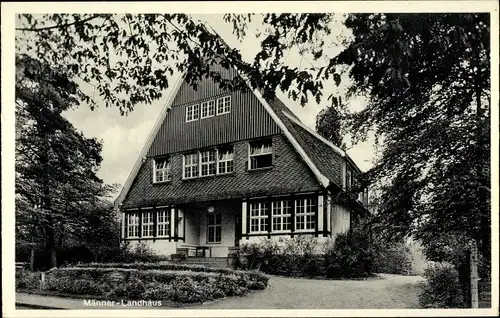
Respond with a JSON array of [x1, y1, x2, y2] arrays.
[[248, 139, 273, 170], [271, 200, 292, 233], [153, 156, 171, 183], [182, 146, 235, 180], [141, 211, 154, 238], [200, 99, 215, 119], [295, 197, 316, 232], [127, 212, 140, 238], [156, 210, 170, 237], [249, 202, 269, 234], [186, 104, 200, 122], [183, 152, 199, 179], [217, 146, 234, 175], [207, 212, 222, 244], [216, 95, 231, 115], [200, 149, 217, 177]]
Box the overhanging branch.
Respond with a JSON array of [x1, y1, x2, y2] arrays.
[[16, 14, 104, 32]]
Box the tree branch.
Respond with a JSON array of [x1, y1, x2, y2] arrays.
[[16, 14, 104, 32]]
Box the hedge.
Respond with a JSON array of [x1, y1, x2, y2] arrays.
[[72, 261, 266, 283], [21, 266, 268, 304]]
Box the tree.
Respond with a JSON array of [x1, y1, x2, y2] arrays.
[[15, 14, 339, 114], [316, 104, 346, 149], [326, 13, 491, 264], [15, 54, 118, 268], [16, 13, 491, 267]]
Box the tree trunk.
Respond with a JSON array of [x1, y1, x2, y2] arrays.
[[474, 73, 490, 273], [30, 246, 35, 271], [45, 215, 57, 268]]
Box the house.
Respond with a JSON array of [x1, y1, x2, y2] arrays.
[[114, 64, 369, 258]]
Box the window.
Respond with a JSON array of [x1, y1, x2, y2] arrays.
[[142, 211, 154, 237], [346, 168, 352, 190], [272, 200, 291, 232], [201, 100, 215, 119], [295, 198, 316, 231], [200, 149, 217, 176], [249, 202, 269, 233], [183, 146, 235, 179], [218, 146, 234, 174], [186, 104, 200, 122], [216, 95, 231, 115], [249, 139, 273, 170], [207, 212, 222, 243], [127, 213, 140, 238], [153, 157, 170, 183], [157, 210, 170, 237], [183, 153, 199, 179]]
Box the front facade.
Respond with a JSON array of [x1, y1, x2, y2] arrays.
[[115, 65, 369, 258]]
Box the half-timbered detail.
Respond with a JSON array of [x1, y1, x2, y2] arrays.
[[115, 63, 370, 258]]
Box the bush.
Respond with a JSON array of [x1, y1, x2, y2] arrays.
[[75, 261, 234, 275], [323, 228, 377, 278], [240, 236, 326, 277], [418, 262, 466, 308], [15, 269, 41, 291], [42, 266, 269, 303], [373, 243, 413, 275]]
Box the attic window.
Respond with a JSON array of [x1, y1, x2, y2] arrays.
[[186, 104, 200, 122], [201, 100, 215, 119], [249, 138, 273, 170], [153, 157, 171, 183], [216, 95, 231, 115]]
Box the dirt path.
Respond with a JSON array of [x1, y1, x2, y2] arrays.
[[196, 274, 425, 309]]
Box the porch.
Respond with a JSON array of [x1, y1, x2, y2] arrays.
[[177, 200, 242, 258]]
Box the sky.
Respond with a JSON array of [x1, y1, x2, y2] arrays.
[[61, 14, 376, 197]]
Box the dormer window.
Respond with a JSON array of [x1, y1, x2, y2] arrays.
[[153, 157, 171, 183], [201, 100, 215, 119], [217, 96, 231, 115], [186, 104, 200, 122], [249, 138, 273, 170]]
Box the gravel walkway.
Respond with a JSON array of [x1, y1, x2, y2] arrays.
[[196, 274, 425, 309]]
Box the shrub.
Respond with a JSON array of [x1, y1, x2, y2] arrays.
[[324, 228, 377, 278], [240, 237, 326, 277], [418, 262, 466, 308], [42, 266, 268, 303], [373, 243, 413, 275], [15, 269, 41, 291]]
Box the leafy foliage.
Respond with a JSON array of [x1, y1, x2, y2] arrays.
[[34, 266, 269, 303], [320, 14, 491, 267], [240, 237, 326, 277], [15, 54, 119, 268], [16, 13, 491, 276], [418, 262, 466, 308], [323, 228, 377, 278], [15, 13, 341, 114]]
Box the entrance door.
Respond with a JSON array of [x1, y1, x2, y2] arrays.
[[207, 212, 222, 244]]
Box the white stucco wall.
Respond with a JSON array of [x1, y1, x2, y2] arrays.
[[331, 203, 351, 238]]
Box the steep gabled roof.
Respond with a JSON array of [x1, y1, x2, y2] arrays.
[[114, 75, 185, 209]]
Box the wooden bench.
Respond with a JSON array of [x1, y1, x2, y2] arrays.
[[178, 244, 212, 257], [16, 262, 28, 269]]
